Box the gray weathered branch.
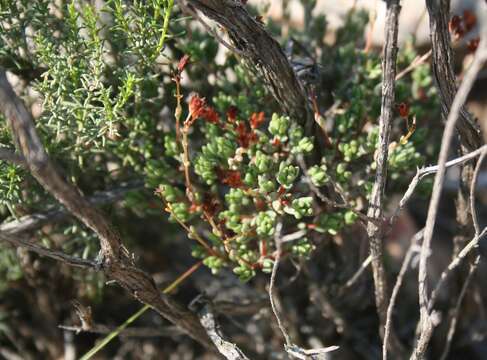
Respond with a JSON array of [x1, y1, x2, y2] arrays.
[[391, 144, 487, 226], [365, 1, 404, 358], [425, 0, 482, 152], [0, 180, 144, 235], [190, 295, 250, 360], [412, 27, 487, 360], [0, 232, 98, 269]]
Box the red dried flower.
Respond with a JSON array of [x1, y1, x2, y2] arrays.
[[177, 54, 190, 73], [250, 112, 265, 129], [189, 203, 199, 213], [227, 106, 238, 122], [449, 15, 461, 32], [467, 37, 480, 53], [449, 15, 464, 39], [248, 132, 258, 144], [202, 107, 220, 125], [463, 10, 476, 32], [235, 122, 257, 148], [220, 170, 243, 188], [187, 94, 220, 126], [189, 95, 206, 121], [201, 194, 219, 217], [254, 197, 266, 211], [272, 137, 281, 147], [397, 102, 410, 118], [236, 122, 250, 148]]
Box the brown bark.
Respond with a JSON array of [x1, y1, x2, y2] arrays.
[[180, 0, 311, 121], [425, 0, 482, 152]]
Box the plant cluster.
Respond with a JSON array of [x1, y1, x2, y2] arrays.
[[0, 1, 460, 358], [0, 3, 439, 288], [154, 24, 439, 279]]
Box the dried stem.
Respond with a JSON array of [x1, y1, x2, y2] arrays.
[[340, 255, 372, 292], [163, 201, 218, 256], [439, 257, 479, 360], [395, 50, 431, 81], [0, 181, 144, 235], [390, 144, 487, 226], [0, 146, 25, 166], [364, 1, 403, 356], [470, 149, 487, 237], [0, 232, 98, 269], [384, 229, 424, 360], [412, 37, 487, 359], [429, 227, 487, 311], [424, 0, 482, 153], [269, 222, 292, 347], [190, 295, 250, 360]]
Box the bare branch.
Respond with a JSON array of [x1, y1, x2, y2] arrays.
[[424, 0, 482, 152], [364, 1, 403, 357], [470, 149, 487, 237], [395, 50, 431, 81], [413, 35, 487, 359], [0, 180, 144, 235], [269, 222, 292, 347], [391, 144, 487, 226], [179, 2, 244, 56], [340, 255, 372, 292], [439, 257, 479, 360], [0, 146, 25, 166], [0, 347, 24, 360], [270, 224, 340, 359], [190, 295, 250, 360], [429, 227, 487, 311], [384, 229, 424, 360], [0, 70, 122, 259], [0, 232, 98, 269]]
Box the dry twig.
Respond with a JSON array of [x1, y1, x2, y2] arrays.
[[0, 181, 144, 235], [384, 229, 424, 360], [365, 1, 403, 357], [470, 149, 487, 237], [190, 295, 250, 360], [413, 34, 487, 358], [0, 146, 25, 166], [0, 232, 98, 269], [390, 144, 487, 226], [395, 50, 431, 81], [439, 257, 479, 360]]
